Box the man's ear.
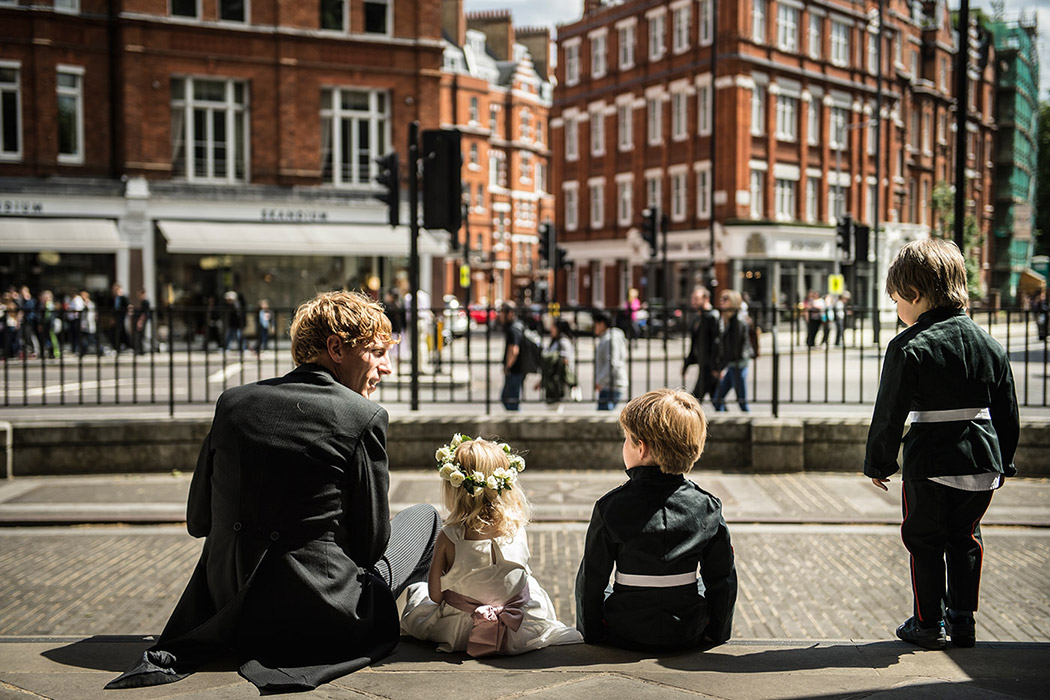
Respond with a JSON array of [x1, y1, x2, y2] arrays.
[[325, 335, 344, 364]]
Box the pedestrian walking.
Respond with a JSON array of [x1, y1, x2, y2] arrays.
[[499, 301, 525, 411], [112, 283, 131, 352], [865, 238, 1019, 651], [593, 310, 627, 411], [536, 319, 576, 410], [683, 286, 720, 403], [255, 298, 273, 352], [711, 290, 753, 413]]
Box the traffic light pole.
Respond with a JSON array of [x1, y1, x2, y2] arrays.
[[661, 213, 670, 355], [408, 121, 420, 411]]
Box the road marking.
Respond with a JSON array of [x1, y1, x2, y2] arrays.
[[208, 364, 242, 383]]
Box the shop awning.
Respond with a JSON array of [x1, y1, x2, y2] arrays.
[[1019, 268, 1046, 295], [0, 218, 124, 252], [157, 220, 446, 257]]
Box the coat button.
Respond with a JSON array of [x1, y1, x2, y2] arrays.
[[270, 531, 280, 541], [233, 522, 242, 531]]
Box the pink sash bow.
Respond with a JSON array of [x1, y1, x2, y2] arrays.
[[442, 587, 531, 657]]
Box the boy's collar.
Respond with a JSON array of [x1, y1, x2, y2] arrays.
[[916, 306, 967, 324], [626, 464, 683, 480]]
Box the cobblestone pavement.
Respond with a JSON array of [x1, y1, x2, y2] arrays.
[[2, 523, 1048, 643]]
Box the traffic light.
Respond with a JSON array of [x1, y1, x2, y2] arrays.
[[836, 215, 853, 259], [641, 208, 658, 252], [854, 224, 870, 262], [422, 129, 463, 233], [374, 152, 400, 227], [555, 246, 569, 269], [538, 223, 553, 267]]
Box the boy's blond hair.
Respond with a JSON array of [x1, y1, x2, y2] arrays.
[[885, 238, 968, 310], [619, 389, 707, 474], [442, 439, 531, 537], [290, 290, 396, 366]]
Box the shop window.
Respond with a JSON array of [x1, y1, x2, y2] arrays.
[[320, 87, 389, 187]]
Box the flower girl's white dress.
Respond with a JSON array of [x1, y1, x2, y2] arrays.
[[400, 524, 582, 654]]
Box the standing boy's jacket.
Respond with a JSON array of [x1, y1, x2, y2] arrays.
[[864, 308, 1019, 481], [575, 466, 737, 648]]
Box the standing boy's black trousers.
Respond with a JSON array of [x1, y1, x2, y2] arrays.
[[901, 479, 994, 626]]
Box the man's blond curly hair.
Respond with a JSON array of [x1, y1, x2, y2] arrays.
[[290, 291, 396, 366]]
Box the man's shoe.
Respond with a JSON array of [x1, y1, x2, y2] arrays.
[[946, 613, 976, 648], [896, 617, 947, 650]]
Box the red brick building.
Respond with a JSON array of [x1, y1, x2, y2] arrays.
[[0, 0, 446, 313], [439, 2, 554, 307], [551, 0, 997, 314]]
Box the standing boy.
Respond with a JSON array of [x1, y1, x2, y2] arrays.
[[865, 238, 1019, 650], [576, 389, 737, 649]]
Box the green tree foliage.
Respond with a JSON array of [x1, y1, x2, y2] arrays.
[[932, 181, 984, 300], [1036, 102, 1049, 257]]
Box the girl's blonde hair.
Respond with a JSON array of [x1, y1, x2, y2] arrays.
[[442, 439, 530, 537]]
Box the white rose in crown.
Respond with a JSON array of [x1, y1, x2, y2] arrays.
[[438, 463, 455, 480], [509, 454, 525, 471], [435, 446, 451, 463], [448, 470, 466, 487], [486, 475, 499, 491]]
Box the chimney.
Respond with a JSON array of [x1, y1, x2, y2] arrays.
[[516, 27, 551, 80], [440, 0, 466, 47], [466, 10, 514, 61], [584, 0, 604, 16]]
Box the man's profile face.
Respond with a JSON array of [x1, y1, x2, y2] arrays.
[[337, 337, 393, 398]]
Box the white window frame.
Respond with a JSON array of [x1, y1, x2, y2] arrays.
[[672, 3, 691, 55], [774, 178, 796, 221], [565, 113, 579, 161], [617, 100, 633, 151], [777, 4, 799, 53], [590, 105, 605, 156], [589, 178, 605, 229], [867, 116, 877, 155], [647, 95, 663, 145], [808, 13, 822, 59], [564, 40, 581, 86], [698, 0, 713, 46], [218, 0, 249, 24], [694, 161, 711, 219], [172, 76, 251, 183], [696, 80, 712, 136], [645, 172, 662, 209], [319, 0, 347, 32], [617, 21, 636, 70], [752, 0, 766, 43], [831, 20, 850, 67], [520, 151, 533, 184], [0, 61, 22, 160], [866, 181, 877, 224], [616, 174, 634, 226], [828, 184, 848, 223], [670, 167, 688, 221], [751, 86, 766, 136], [775, 94, 797, 142], [922, 112, 931, 155], [320, 87, 389, 188], [648, 11, 666, 61], [469, 97, 479, 124], [805, 177, 819, 222], [867, 32, 879, 75], [806, 99, 819, 145], [749, 169, 764, 219], [362, 0, 392, 36], [54, 0, 79, 13], [830, 106, 847, 150], [671, 90, 688, 142], [56, 65, 84, 165], [591, 30, 608, 79], [563, 182, 579, 231]]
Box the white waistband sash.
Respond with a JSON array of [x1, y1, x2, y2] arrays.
[[614, 570, 699, 587], [907, 407, 991, 423]]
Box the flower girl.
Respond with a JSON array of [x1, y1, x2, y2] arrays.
[[400, 434, 582, 656]]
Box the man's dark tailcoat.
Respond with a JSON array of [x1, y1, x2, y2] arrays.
[[107, 364, 398, 693]]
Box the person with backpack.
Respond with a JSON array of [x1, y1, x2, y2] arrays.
[[712, 290, 753, 413], [500, 302, 527, 411]]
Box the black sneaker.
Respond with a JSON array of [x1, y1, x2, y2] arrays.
[[896, 617, 947, 650], [946, 613, 976, 648]]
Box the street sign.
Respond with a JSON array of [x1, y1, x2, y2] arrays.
[[828, 274, 844, 295], [459, 264, 471, 288]]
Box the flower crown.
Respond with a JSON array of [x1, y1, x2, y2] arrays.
[[435, 433, 526, 496]]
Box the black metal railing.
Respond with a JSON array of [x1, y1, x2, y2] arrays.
[[1, 303, 1047, 415]]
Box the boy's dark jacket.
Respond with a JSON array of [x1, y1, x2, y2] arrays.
[[864, 308, 1019, 480], [575, 465, 737, 648]]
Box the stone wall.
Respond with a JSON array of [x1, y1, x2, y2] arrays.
[[3, 416, 1048, 478]]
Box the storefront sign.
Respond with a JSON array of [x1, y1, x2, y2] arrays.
[[260, 208, 328, 222], [1, 199, 44, 215]]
